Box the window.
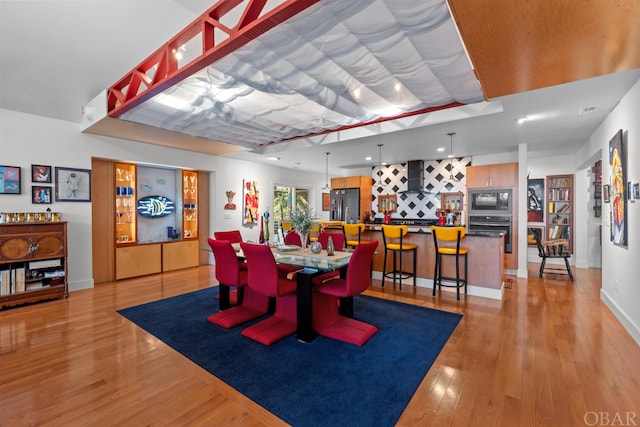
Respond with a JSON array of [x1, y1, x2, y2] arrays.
[[273, 185, 311, 236]]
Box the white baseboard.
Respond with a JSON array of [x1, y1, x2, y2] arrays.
[[601, 289, 640, 347], [69, 278, 94, 292], [371, 271, 502, 300]]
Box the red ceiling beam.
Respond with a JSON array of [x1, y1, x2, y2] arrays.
[[108, 0, 319, 118]]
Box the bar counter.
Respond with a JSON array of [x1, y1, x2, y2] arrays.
[[361, 225, 506, 300]]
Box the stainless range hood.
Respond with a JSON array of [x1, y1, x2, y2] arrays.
[[400, 160, 428, 193]]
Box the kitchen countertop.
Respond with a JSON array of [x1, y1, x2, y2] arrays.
[[364, 224, 505, 238]]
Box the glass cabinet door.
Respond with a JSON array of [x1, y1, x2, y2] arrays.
[[115, 162, 137, 244], [182, 170, 198, 239]]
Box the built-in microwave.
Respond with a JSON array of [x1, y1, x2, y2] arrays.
[[468, 189, 512, 215]]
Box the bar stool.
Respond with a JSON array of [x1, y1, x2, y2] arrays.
[[343, 223, 366, 249], [381, 225, 417, 290], [430, 225, 468, 300]]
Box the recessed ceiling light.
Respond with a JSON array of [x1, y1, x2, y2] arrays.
[[437, 147, 445, 152], [267, 156, 280, 161], [365, 156, 372, 161]]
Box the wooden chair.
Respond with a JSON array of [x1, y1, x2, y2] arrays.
[[530, 227, 574, 281], [430, 226, 468, 300], [213, 230, 243, 243]]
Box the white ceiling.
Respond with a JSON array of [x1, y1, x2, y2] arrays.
[[1, 0, 639, 175]]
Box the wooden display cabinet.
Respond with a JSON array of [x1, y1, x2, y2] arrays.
[[115, 162, 137, 245], [182, 170, 198, 239], [0, 222, 68, 309]]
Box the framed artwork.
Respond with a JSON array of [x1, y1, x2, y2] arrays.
[[0, 165, 21, 194], [608, 129, 627, 247], [632, 182, 640, 200], [55, 167, 92, 202], [242, 179, 259, 226], [322, 193, 330, 211], [603, 184, 610, 203], [527, 225, 545, 246], [527, 178, 544, 222], [31, 164, 52, 183], [31, 186, 52, 204]]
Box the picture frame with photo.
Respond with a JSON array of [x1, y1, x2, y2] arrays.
[[31, 164, 52, 183], [55, 167, 92, 202], [0, 165, 21, 194], [603, 184, 610, 203], [31, 186, 52, 204]]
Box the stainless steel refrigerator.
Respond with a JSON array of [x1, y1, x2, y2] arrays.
[[330, 188, 360, 222]]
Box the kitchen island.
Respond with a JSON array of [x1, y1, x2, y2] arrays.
[[362, 226, 505, 300]]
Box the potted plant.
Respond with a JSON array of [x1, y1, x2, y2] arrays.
[[289, 208, 318, 249]]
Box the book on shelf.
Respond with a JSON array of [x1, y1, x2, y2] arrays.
[[28, 259, 61, 269], [0, 269, 10, 295]]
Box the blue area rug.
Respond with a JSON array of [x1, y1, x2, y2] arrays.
[[118, 288, 462, 426]]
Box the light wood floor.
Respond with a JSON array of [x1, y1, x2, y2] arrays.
[[1, 264, 639, 426]]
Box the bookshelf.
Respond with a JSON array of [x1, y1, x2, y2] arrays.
[[592, 160, 602, 218], [546, 174, 573, 253]]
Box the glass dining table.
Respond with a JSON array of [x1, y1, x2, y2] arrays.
[[229, 244, 352, 342]]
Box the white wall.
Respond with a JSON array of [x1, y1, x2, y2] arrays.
[[579, 79, 640, 345], [0, 108, 324, 292]]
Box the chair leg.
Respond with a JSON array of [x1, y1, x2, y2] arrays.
[[539, 258, 546, 277], [455, 252, 460, 301], [382, 248, 387, 288], [398, 249, 402, 290], [412, 248, 417, 286], [564, 257, 574, 281], [433, 252, 439, 296]]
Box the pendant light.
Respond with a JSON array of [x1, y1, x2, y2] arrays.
[[322, 152, 331, 190], [377, 143, 387, 188], [445, 132, 460, 183]]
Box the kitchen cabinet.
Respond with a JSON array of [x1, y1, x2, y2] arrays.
[[0, 222, 68, 308], [466, 163, 517, 188], [330, 176, 372, 221]]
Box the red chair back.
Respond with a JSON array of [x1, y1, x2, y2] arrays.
[[317, 232, 345, 251], [284, 231, 303, 246], [240, 243, 281, 297], [213, 230, 243, 244], [345, 241, 378, 295], [208, 238, 245, 286]]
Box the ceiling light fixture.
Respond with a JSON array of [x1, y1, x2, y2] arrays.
[[322, 152, 331, 190], [445, 132, 459, 183]]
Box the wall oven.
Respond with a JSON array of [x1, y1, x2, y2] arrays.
[[468, 189, 512, 215], [468, 215, 512, 253]]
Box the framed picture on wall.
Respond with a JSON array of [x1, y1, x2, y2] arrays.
[[322, 193, 330, 211], [0, 165, 21, 194], [55, 167, 91, 202], [31, 186, 52, 204], [31, 164, 52, 183]]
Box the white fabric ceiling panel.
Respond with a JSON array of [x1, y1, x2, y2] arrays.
[[120, 0, 484, 150]]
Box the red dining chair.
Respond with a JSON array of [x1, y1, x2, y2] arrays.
[[312, 240, 378, 346], [283, 230, 303, 246], [316, 231, 345, 251], [213, 230, 243, 243], [213, 230, 244, 306], [239, 242, 298, 345], [206, 239, 270, 328]]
